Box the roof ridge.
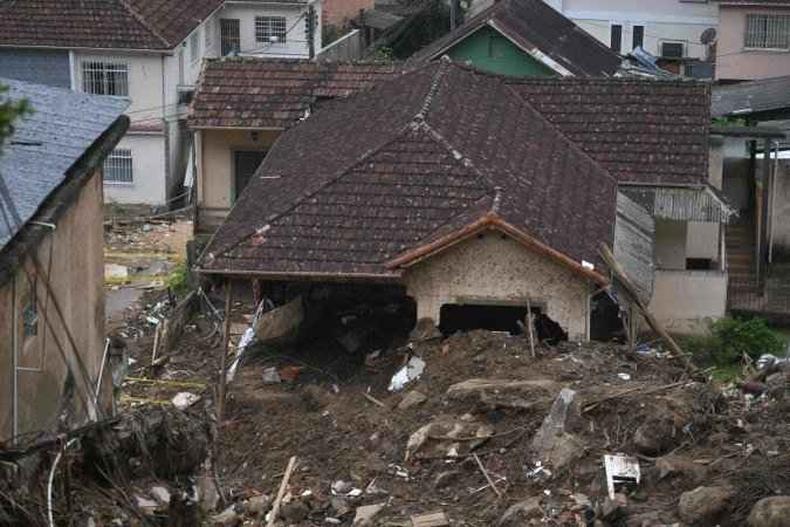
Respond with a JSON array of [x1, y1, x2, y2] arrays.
[[413, 58, 450, 122], [118, 0, 171, 48]]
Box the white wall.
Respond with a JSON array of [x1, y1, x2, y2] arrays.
[[649, 269, 728, 334], [546, 0, 719, 58], [655, 219, 688, 270], [103, 133, 168, 206], [207, 1, 320, 59]]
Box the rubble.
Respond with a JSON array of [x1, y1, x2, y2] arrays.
[[747, 496, 790, 527], [352, 502, 387, 526], [678, 485, 736, 525]]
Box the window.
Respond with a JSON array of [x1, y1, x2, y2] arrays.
[[103, 148, 133, 184], [81, 61, 128, 96], [220, 18, 241, 55], [610, 24, 622, 53], [745, 14, 790, 49], [632, 25, 644, 50], [661, 42, 685, 58], [21, 276, 37, 339], [190, 30, 201, 62], [256, 16, 287, 44]]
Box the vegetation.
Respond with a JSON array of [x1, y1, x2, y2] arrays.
[[0, 82, 31, 152], [683, 317, 787, 377], [167, 260, 191, 296]]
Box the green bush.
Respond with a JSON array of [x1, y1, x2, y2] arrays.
[[686, 317, 786, 368]]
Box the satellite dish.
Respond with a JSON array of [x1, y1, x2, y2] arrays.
[[701, 28, 717, 45]]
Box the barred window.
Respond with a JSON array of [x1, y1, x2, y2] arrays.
[[255, 16, 287, 44], [220, 18, 241, 55], [745, 14, 790, 49], [104, 149, 133, 184], [81, 61, 129, 96]]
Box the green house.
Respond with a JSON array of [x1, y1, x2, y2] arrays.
[[410, 0, 622, 78]]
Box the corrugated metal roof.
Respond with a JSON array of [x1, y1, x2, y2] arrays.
[[712, 75, 790, 118], [614, 192, 654, 303], [0, 77, 127, 249]]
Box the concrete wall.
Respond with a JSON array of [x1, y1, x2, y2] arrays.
[[104, 133, 168, 206], [208, 2, 320, 59], [196, 128, 280, 229], [655, 219, 687, 270], [717, 6, 790, 81], [0, 48, 71, 88], [649, 269, 728, 334], [447, 26, 556, 77], [551, 0, 719, 58], [0, 169, 105, 442], [401, 231, 592, 341], [770, 160, 790, 258]]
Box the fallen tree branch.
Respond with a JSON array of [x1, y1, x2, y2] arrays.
[[473, 454, 502, 498], [363, 393, 387, 409], [582, 381, 691, 414], [267, 456, 297, 527]]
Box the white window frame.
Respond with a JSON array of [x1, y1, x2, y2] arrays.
[[103, 148, 134, 185], [81, 60, 129, 97], [744, 14, 790, 50], [255, 16, 287, 45]]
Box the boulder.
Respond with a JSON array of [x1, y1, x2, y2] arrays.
[[352, 502, 387, 526], [398, 390, 428, 410], [748, 496, 790, 527], [243, 494, 271, 516], [446, 378, 560, 410], [498, 496, 542, 526], [655, 454, 705, 483], [678, 485, 735, 525], [531, 388, 581, 453], [253, 296, 304, 346]]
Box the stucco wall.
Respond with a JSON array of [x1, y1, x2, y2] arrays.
[[0, 48, 71, 88], [104, 133, 168, 206], [447, 26, 556, 77], [649, 269, 728, 334], [687, 222, 720, 261], [197, 128, 279, 227], [401, 231, 592, 341], [0, 169, 105, 442], [717, 6, 790, 80], [771, 160, 790, 257], [555, 0, 718, 58], [655, 219, 687, 270]]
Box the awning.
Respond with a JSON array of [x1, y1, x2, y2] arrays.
[[620, 185, 737, 224]]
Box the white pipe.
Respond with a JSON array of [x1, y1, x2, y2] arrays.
[[769, 142, 779, 264], [48, 438, 78, 527], [94, 338, 110, 405]]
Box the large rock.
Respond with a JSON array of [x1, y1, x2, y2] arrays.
[[748, 496, 790, 527], [632, 396, 691, 456], [655, 454, 705, 483], [352, 502, 387, 526], [446, 379, 560, 410], [678, 485, 735, 525], [254, 296, 304, 346], [531, 388, 580, 452]]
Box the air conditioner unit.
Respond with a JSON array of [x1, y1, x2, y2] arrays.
[[661, 42, 685, 58]]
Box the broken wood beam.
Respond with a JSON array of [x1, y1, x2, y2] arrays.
[[267, 456, 297, 527], [473, 453, 502, 498]]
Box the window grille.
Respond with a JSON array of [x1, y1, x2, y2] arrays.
[[255, 16, 287, 44], [81, 61, 129, 96], [220, 19, 241, 55], [745, 14, 790, 49], [104, 148, 134, 184], [610, 24, 622, 53]]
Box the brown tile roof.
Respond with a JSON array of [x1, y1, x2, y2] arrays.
[[715, 0, 790, 5], [507, 78, 712, 185], [0, 0, 231, 50], [409, 0, 622, 77], [199, 61, 618, 279], [188, 58, 402, 129]]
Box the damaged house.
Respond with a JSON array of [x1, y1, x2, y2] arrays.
[[0, 79, 128, 442], [197, 60, 732, 340]]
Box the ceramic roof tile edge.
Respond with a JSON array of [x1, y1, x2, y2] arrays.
[[119, 0, 171, 48]]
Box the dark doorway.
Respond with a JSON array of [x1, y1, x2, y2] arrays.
[[233, 150, 266, 202], [439, 303, 568, 342]]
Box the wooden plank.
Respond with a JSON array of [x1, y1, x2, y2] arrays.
[[411, 511, 449, 527]]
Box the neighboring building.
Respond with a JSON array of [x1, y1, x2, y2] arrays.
[[188, 58, 399, 232], [715, 0, 790, 81], [0, 0, 322, 207], [0, 79, 128, 442], [531, 0, 720, 78], [324, 0, 374, 28], [196, 60, 730, 338], [410, 0, 622, 77]]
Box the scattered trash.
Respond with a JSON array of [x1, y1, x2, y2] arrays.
[[411, 510, 450, 527], [604, 454, 641, 499], [617, 372, 632, 381], [171, 392, 201, 410], [262, 367, 282, 384], [389, 356, 426, 392]]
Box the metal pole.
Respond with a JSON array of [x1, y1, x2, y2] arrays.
[[217, 280, 233, 424]]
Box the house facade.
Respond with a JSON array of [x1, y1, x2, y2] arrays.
[[0, 79, 128, 442], [0, 0, 321, 208], [715, 0, 790, 81], [536, 0, 719, 77], [411, 0, 622, 77], [188, 58, 399, 232]]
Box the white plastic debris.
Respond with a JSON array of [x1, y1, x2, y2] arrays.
[[617, 373, 632, 381], [388, 356, 426, 392], [604, 454, 641, 499], [262, 367, 282, 384], [171, 392, 201, 410]]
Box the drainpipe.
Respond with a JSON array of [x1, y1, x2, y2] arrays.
[[11, 278, 18, 442]]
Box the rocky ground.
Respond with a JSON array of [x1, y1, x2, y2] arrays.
[[3, 265, 790, 526]]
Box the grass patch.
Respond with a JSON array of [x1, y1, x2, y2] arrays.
[[166, 260, 191, 295]]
